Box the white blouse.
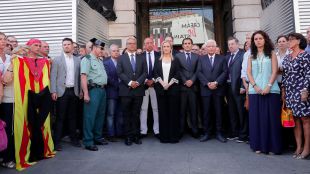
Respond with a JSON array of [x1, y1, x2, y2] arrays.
[[162, 61, 171, 84]]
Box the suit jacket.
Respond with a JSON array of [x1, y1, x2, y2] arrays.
[[225, 50, 245, 94], [142, 51, 161, 80], [117, 52, 147, 97], [154, 58, 181, 96], [50, 53, 81, 97], [103, 57, 119, 99], [175, 52, 199, 91], [198, 54, 228, 96]]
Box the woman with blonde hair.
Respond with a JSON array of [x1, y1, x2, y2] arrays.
[[154, 41, 181, 143]]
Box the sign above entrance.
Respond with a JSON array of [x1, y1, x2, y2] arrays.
[[171, 16, 208, 44]]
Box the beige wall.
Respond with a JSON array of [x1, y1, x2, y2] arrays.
[[231, 0, 262, 46], [108, 0, 136, 49]]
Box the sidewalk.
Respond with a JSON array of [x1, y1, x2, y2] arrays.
[[1, 136, 309, 174]]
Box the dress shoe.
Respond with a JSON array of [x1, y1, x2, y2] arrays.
[[236, 137, 248, 143], [106, 137, 119, 142], [125, 137, 132, 146], [216, 134, 227, 143], [133, 137, 142, 145], [140, 134, 147, 139], [85, 145, 98, 151], [154, 134, 160, 139], [199, 134, 210, 142], [55, 144, 62, 151], [95, 138, 109, 145], [71, 140, 82, 147]]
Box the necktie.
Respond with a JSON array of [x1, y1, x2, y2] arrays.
[[148, 52, 152, 79], [210, 56, 213, 67], [130, 54, 135, 72], [228, 54, 235, 67], [186, 53, 191, 69]]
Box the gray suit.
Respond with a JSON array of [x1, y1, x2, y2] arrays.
[[50, 53, 81, 97]]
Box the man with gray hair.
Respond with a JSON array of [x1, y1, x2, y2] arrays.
[[198, 39, 228, 143], [104, 44, 123, 142], [117, 36, 147, 146]]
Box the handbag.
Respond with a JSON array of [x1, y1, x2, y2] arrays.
[[281, 104, 295, 128], [0, 119, 8, 152]]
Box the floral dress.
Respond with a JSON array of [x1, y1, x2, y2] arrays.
[[282, 52, 310, 117]]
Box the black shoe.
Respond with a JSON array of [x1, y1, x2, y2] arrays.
[[55, 144, 62, 151], [95, 138, 109, 145], [133, 137, 142, 145], [140, 134, 147, 139], [227, 136, 238, 141], [85, 145, 98, 151], [199, 134, 210, 142], [125, 137, 132, 146], [154, 134, 160, 139], [71, 140, 82, 147], [236, 137, 248, 143], [192, 132, 200, 139], [216, 134, 227, 143], [106, 137, 119, 142]]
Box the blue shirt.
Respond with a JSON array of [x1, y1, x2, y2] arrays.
[[248, 54, 280, 94], [305, 44, 310, 54]]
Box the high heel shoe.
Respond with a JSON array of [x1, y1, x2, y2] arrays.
[[296, 154, 310, 160], [293, 152, 301, 158]]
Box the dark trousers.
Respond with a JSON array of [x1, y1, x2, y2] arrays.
[[54, 88, 78, 145], [157, 93, 180, 143], [180, 90, 198, 135], [226, 84, 248, 139], [0, 103, 15, 162], [121, 96, 143, 138], [202, 94, 223, 135], [106, 98, 123, 137]]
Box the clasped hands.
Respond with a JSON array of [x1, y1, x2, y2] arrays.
[[254, 85, 271, 95], [130, 81, 140, 89], [207, 82, 217, 90]]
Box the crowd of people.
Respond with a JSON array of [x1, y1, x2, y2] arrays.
[[0, 27, 310, 170]]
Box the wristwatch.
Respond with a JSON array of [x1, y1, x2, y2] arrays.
[[267, 83, 272, 87]]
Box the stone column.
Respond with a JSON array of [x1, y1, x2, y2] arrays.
[[231, 0, 262, 45], [108, 0, 136, 49]]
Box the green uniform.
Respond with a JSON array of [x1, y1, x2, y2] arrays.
[[81, 53, 107, 146]]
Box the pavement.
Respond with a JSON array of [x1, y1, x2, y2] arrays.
[[1, 135, 309, 174]]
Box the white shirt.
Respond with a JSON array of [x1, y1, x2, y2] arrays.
[[228, 50, 239, 66], [0, 54, 14, 103], [127, 52, 137, 86], [111, 57, 117, 68], [162, 61, 171, 84], [64, 53, 75, 87], [146, 51, 155, 74], [241, 49, 251, 81], [276, 49, 290, 83]]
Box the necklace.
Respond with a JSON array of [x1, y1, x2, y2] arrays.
[[257, 54, 264, 73]]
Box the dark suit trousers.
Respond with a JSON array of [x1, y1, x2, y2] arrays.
[[54, 88, 78, 145], [180, 89, 198, 134], [202, 94, 223, 134], [121, 96, 143, 138], [227, 84, 248, 139]]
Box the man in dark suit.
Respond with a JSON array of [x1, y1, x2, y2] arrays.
[[103, 44, 123, 142], [140, 37, 161, 138], [50, 38, 81, 150], [117, 36, 147, 146], [175, 38, 199, 138], [198, 39, 228, 143], [225, 37, 248, 143]]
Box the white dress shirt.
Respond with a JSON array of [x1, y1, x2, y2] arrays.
[[146, 51, 155, 74], [162, 61, 171, 84], [64, 53, 75, 87], [241, 49, 251, 81]]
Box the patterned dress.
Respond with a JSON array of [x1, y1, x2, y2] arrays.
[[282, 52, 310, 117]]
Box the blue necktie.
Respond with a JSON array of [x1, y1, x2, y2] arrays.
[[228, 54, 235, 67], [148, 52, 152, 79], [186, 53, 191, 69], [209, 56, 213, 67], [130, 54, 136, 72]]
